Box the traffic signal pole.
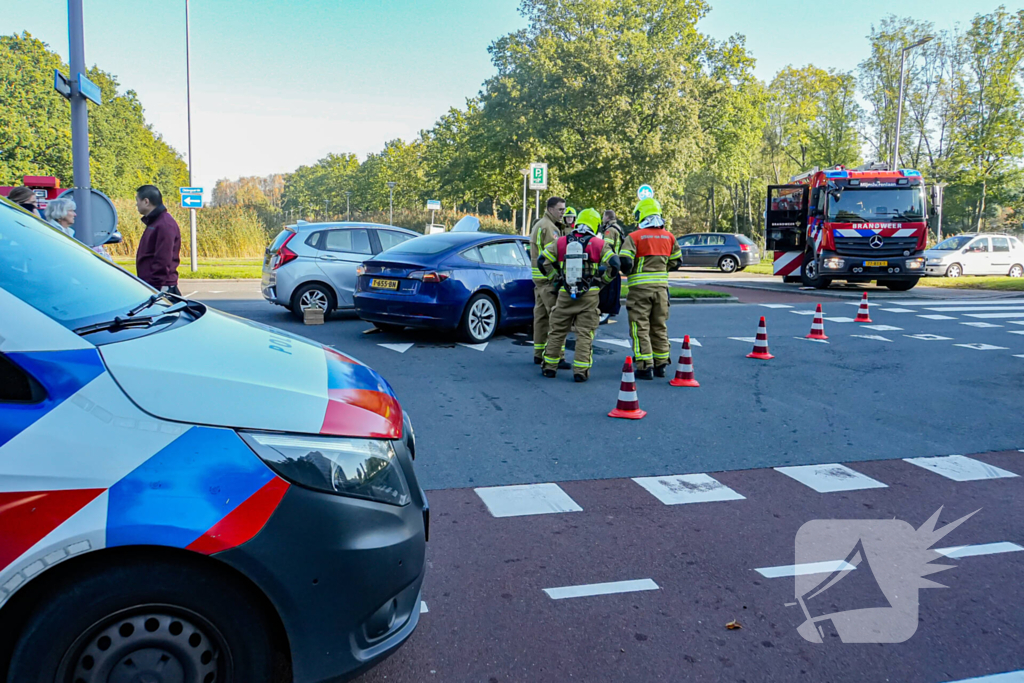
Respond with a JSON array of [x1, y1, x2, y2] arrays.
[[68, 0, 94, 246]]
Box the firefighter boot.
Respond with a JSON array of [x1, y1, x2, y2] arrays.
[[654, 363, 670, 378]]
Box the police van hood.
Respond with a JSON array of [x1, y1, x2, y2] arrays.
[[99, 308, 402, 439]]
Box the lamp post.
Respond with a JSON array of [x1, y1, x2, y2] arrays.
[[387, 182, 396, 225], [67, 0, 94, 247], [892, 35, 933, 169], [520, 168, 529, 235], [345, 191, 351, 221], [184, 0, 198, 271]]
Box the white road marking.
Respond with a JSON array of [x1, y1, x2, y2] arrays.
[[759, 304, 793, 309], [458, 342, 489, 351], [862, 324, 903, 331], [596, 338, 632, 348], [965, 312, 1024, 319], [632, 474, 745, 505], [961, 322, 1003, 327], [1011, 321, 1024, 326], [1008, 331, 1024, 336], [775, 464, 887, 493], [880, 308, 916, 313], [953, 343, 1010, 351], [789, 310, 817, 316], [795, 337, 829, 344], [924, 305, 1024, 313], [420, 601, 429, 613], [851, 335, 892, 342], [729, 337, 757, 343], [888, 298, 1024, 306], [905, 334, 953, 341], [543, 578, 659, 600], [474, 483, 583, 518], [825, 316, 856, 323], [1016, 355, 1024, 359], [755, 560, 857, 579], [378, 343, 414, 354], [941, 669, 1024, 682], [183, 290, 199, 298], [903, 455, 1018, 481], [935, 542, 1024, 559], [669, 337, 701, 347], [919, 314, 957, 320]]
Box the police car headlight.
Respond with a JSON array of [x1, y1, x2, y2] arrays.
[[240, 432, 410, 506]]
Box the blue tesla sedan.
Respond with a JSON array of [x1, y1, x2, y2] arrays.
[[354, 220, 534, 342]]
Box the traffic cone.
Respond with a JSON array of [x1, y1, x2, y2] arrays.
[[669, 335, 700, 387], [806, 304, 829, 340], [855, 292, 873, 323], [746, 317, 775, 360], [608, 356, 647, 419]]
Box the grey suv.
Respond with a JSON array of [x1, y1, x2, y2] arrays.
[[676, 232, 760, 272], [262, 221, 418, 318]]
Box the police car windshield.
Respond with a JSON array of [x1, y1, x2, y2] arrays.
[[0, 200, 156, 329], [827, 187, 924, 224]]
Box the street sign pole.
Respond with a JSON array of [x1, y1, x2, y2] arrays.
[[535, 191, 540, 221], [185, 0, 198, 272], [520, 169, 528, 235], [68, 0, 94, 246]]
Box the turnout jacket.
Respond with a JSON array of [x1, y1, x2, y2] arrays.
[[619, 227, 682, 289], [529, 210, 563, 282]]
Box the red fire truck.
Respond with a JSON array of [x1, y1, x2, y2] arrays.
[[0, 175, 65, 211], [765, 163, 933, 290]]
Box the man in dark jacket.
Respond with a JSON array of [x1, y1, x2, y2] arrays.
[[135, 185, 181, 294]]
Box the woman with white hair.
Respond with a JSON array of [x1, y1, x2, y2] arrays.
[[45, 197, 111, 259]]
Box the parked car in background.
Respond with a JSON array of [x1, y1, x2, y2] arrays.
[[675, 233, 760, 272], [262, 221, 419, 318], [354, 223, 533, 343], [924, 233, 1024, 278]]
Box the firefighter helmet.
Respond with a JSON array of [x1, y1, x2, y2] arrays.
[[575, 208, 601, 234]]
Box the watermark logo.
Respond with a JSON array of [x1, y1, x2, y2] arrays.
[[792, 507, 977, 644]]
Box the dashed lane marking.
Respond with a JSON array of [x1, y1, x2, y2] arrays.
[[935, 542, 1024, 559], [1008, 331, 1024, 336], [965, 312, 1024, 319], [1010, 321, 1024, 326], [789, 310, 817, 316], [953, 343, 1010, 351], [774, 464, 887, 493], [796, 337, 829, 344], [919, 314, 958, 320], [825, 316, 856, 323], [755, 560, 857, 579], [905, 334, 953, 341], [379, 343, 414, 354], [759, 304, 793, 309], [851, 335, 892, 342], [925, 305, 1024, 313], [729, 336, 757, 343], [880, 308, 916, 313], [942, 670, 1024, 682], [1016, 355, 1024, 359], [632, 474, 746, 505], [862, 324, 903, 331], [458, 342, 489, 351], [420, 601, 429, 613], [474, 483, 583, 518], [903, 455, 1018, 482], [961, 322, 1003, 328], [543, 578, 660, 600]]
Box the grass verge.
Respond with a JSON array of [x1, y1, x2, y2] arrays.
[[115, 258, 263, 280], [919, 276, 1024, 291]]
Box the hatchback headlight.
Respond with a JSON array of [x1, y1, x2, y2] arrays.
[[927, 258, 943, 265], [240, 432, 410, 506]]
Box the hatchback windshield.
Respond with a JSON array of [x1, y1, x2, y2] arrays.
[[0, 201, 154, 328], [931, 235, 974, 251], [827, 187, 925, 223]]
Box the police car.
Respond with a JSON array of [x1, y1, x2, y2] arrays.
[[0, 198, 427, 683]]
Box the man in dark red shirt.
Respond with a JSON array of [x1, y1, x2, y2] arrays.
[[134, 185, 181, 294]]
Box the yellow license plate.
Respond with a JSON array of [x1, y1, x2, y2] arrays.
[[864, 260, 888, 267], [370, 278, 399, 290]]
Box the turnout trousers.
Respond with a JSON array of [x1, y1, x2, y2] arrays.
[[533, 279, 560, 361], [543, 289, 600, 377], [627, 285, 671, 371]]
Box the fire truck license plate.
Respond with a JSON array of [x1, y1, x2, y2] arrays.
[[863, 260, 888, 267], [370, 278, 399, 290]]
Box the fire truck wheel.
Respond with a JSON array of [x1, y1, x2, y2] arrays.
[[800, 251, 832, 289]]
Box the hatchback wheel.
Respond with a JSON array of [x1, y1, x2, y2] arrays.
[[718, 255, 738, 273], [460, 293, 498, 343], [291, 283, 336, 318], [1009, 264, 1023, 278], [945, 263, 962, 278]]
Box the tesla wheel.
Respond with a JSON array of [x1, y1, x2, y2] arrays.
[[718, 255, 738, 273], [459, 293, 499, 343], [800, 251, 832, 289], [880, 278, 919, 291], [7, 559, 279, 683], [1009, 264, 1023, 278], [945, 263, 963, 278], [291, 283, 336, 318]]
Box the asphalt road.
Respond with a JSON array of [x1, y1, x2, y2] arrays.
[[184, 279, 1024, 683]]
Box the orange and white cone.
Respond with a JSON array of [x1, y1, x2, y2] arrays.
[[746, 316, 775, 360], [855, 292, 873, 323], [670, 335, 700, 387], [806, 304, 829, 340], [608, 356, 647, 419]]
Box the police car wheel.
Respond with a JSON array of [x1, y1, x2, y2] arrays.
[[8, 558, 280, 683], [459, 293, 498, 343]]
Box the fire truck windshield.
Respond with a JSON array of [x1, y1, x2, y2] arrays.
[[826, 187, 925, 224]]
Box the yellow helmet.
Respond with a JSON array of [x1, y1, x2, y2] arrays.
[[563, 206, 577, 224], [575, 208, 601, 233], [633, 197, 662, 222]]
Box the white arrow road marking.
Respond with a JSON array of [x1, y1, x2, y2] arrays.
[[458, 342, 489, 351], [596, 338, 632, 348], [905, 334, 953, 341], [880, 308, 915, 313], [789, 310, 817, 316], [795, 337, 829, 344], [961, 322, 1003, 328], [729, 337, 757, 343], [825, 316, 856, 323], [953, 343, 1010, 351], [378, 343, 414, 354], [851, 335, 892, 342], [919, 314, 957, 320], [862, 324, 903, 331]]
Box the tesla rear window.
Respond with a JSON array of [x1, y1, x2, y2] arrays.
[[382, 234, 463, 255]]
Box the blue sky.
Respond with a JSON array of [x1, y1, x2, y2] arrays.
[[1, 0, 1011, 199]]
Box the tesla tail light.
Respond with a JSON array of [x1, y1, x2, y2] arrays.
[[273, 232, 298, 270], [410, 270, 450, 283], [356, 265, 366, 276], [739, 244, 750, 252], [240, 432, 411, 506]]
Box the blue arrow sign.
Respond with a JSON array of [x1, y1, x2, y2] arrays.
[[77, 73, 102, 105], [181, 194, 203, 209]]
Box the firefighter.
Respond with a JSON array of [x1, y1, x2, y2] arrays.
[[598, 209, 624, 324], [529, 196, 567, 365], [561, 206, 577, 235], [619, 198, 682, 380], [600, 210, 624, 253], [537, 208, 619, 382]]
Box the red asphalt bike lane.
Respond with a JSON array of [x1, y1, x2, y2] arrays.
[[360, 450, 1024, 683]]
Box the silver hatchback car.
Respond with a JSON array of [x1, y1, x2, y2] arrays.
[[262, 221, 419, 317]]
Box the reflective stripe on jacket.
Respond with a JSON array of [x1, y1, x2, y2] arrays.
[[619, 227, 682, 288]]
